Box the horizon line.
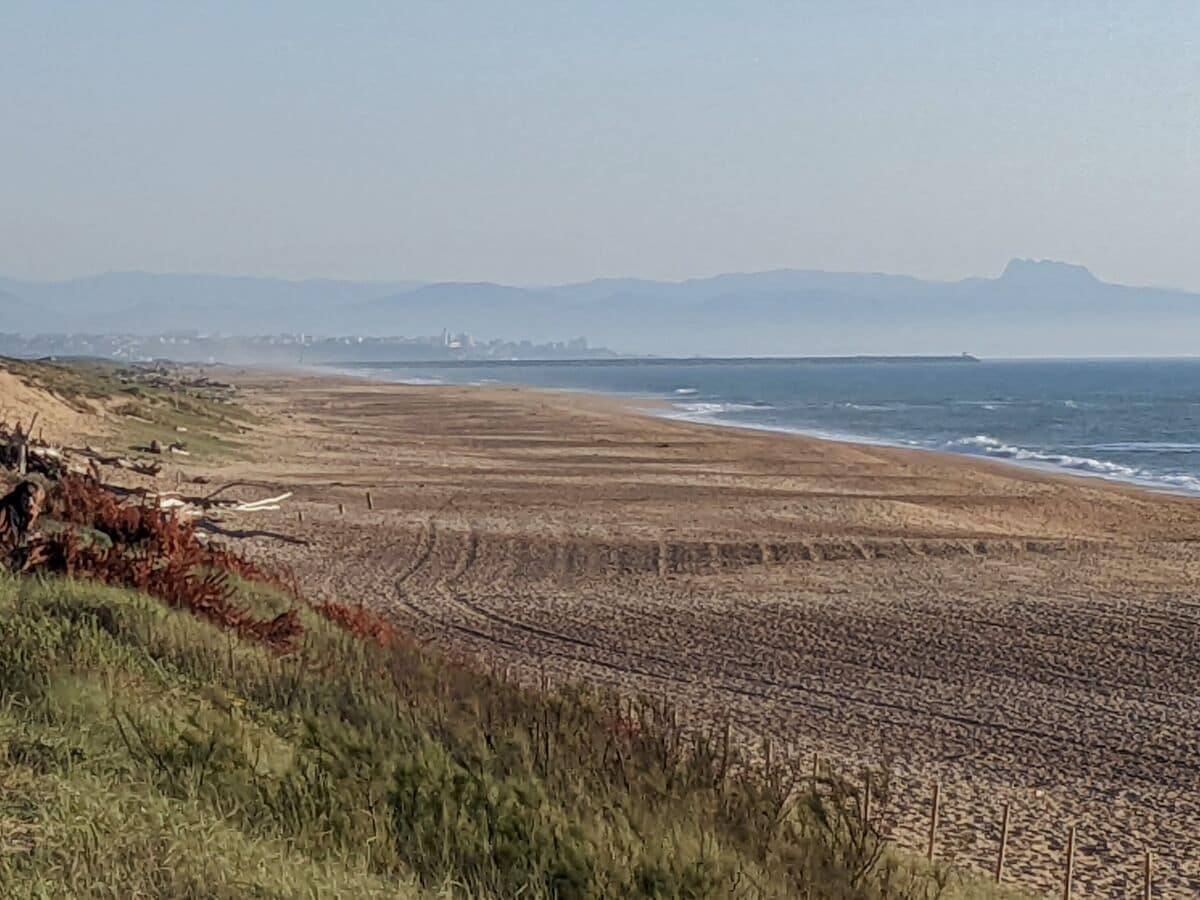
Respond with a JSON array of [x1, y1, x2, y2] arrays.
[[2, 257, 1185, 294]]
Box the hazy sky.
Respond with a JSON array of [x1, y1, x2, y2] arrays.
[[2, 2, 1197, 288]]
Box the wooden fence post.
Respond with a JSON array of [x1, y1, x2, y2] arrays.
[[995, 803, 1010, 882], [719, 720, 732, 787], [927, 782, 941, 861], [1063, 825, 1076, 900], [863, 771, 872, 824], [366, 490, 374, 510], [1144, 849, 1152, 900]]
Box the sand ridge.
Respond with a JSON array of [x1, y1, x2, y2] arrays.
[[210, 372, 1200, 897], [0, 368, 96, 444]]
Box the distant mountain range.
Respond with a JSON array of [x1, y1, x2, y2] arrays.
[[4, 259, 1200, 357]]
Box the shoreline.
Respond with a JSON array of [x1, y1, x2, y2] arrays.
[[327, 362, 1199, 501], [337, 353, 981, 369], [658, 401, 1200, 499]]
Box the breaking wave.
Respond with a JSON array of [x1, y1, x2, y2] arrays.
[[839, 402, 899, 412], [945, 435, 1200, 494], [389, 376, 445, 385], [1082, 441, 1200, 453], [669, 400, 776, 418]]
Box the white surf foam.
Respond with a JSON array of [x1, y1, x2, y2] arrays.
[[668, 400, 776, 418], [1083, 441, 1200, 453], [840, 402, 898, 412], [389, 376, 445, 385], [945, 435, 1200, 494]]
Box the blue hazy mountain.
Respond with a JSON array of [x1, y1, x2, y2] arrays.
[[0, 272, 419, 335], [348, 260, 1200, 356], [4, 260, 1200, 357], [354, 282, 564, 337], [0, 287, 62, 334]]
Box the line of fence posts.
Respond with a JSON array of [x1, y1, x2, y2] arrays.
[[658, 724, 1164, 896], [914, 779, 1156, 899], [295, 494, 371, 519], [463, 676, 1155, 897]]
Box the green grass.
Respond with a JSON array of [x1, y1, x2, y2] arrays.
[[0, 355, 1043, 898], [1, 357, 137, 407], [0, 576, 428, 899], [0, 356, 257, 460], [0, 574, 1039, 900]]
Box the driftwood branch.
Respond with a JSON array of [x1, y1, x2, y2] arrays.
[[1, 420, 166, 480], [194, 520, 310, 545], [150, 489, 294, 520], [67, 446, 163, 477]]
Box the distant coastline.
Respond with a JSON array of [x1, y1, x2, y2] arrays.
[[338, 354, 980, 369]]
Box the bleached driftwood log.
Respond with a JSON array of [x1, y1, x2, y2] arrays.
[[152, 488, 293, 520]]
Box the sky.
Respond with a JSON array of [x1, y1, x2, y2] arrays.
[[1, 1, 1198, 288]]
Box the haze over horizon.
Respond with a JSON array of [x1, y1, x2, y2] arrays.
[[0, 256, 1181, 294], [7, 257, 1200, 359], [0, 256, 1157, 291], [3, 2, 1199, 291]]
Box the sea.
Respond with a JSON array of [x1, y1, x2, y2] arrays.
[[346, 358, 1200, 496]]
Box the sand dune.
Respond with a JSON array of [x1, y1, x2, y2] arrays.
[[0, 365, 95, 443], [216, 372, 1200, 897]]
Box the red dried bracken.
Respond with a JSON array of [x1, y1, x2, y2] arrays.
[[35, 476, 302, 651], [312, 600, 401, 646], [28, 475, 410, 654]]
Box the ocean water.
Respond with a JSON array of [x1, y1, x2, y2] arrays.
[[351, 359, 1200, 496]]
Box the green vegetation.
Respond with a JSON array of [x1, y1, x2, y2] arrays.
[[0, 356, 256, 459], [0, 572, 1036, 899], [0, 358, 1038, 897]]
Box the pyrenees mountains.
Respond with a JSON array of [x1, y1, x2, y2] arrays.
[[3, 259, 1200, 357]]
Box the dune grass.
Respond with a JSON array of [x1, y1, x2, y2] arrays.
[[0, 571, 1040, 899], [1, 356, 256, 459], [0, 356, 1045, 897]]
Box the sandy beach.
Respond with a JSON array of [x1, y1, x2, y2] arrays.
[[206, 370, 1200, 897]]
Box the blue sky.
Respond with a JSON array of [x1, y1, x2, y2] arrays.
[[2, 2, 1197, 287]]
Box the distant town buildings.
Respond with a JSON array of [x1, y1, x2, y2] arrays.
[[0, 330, 608, 366]]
